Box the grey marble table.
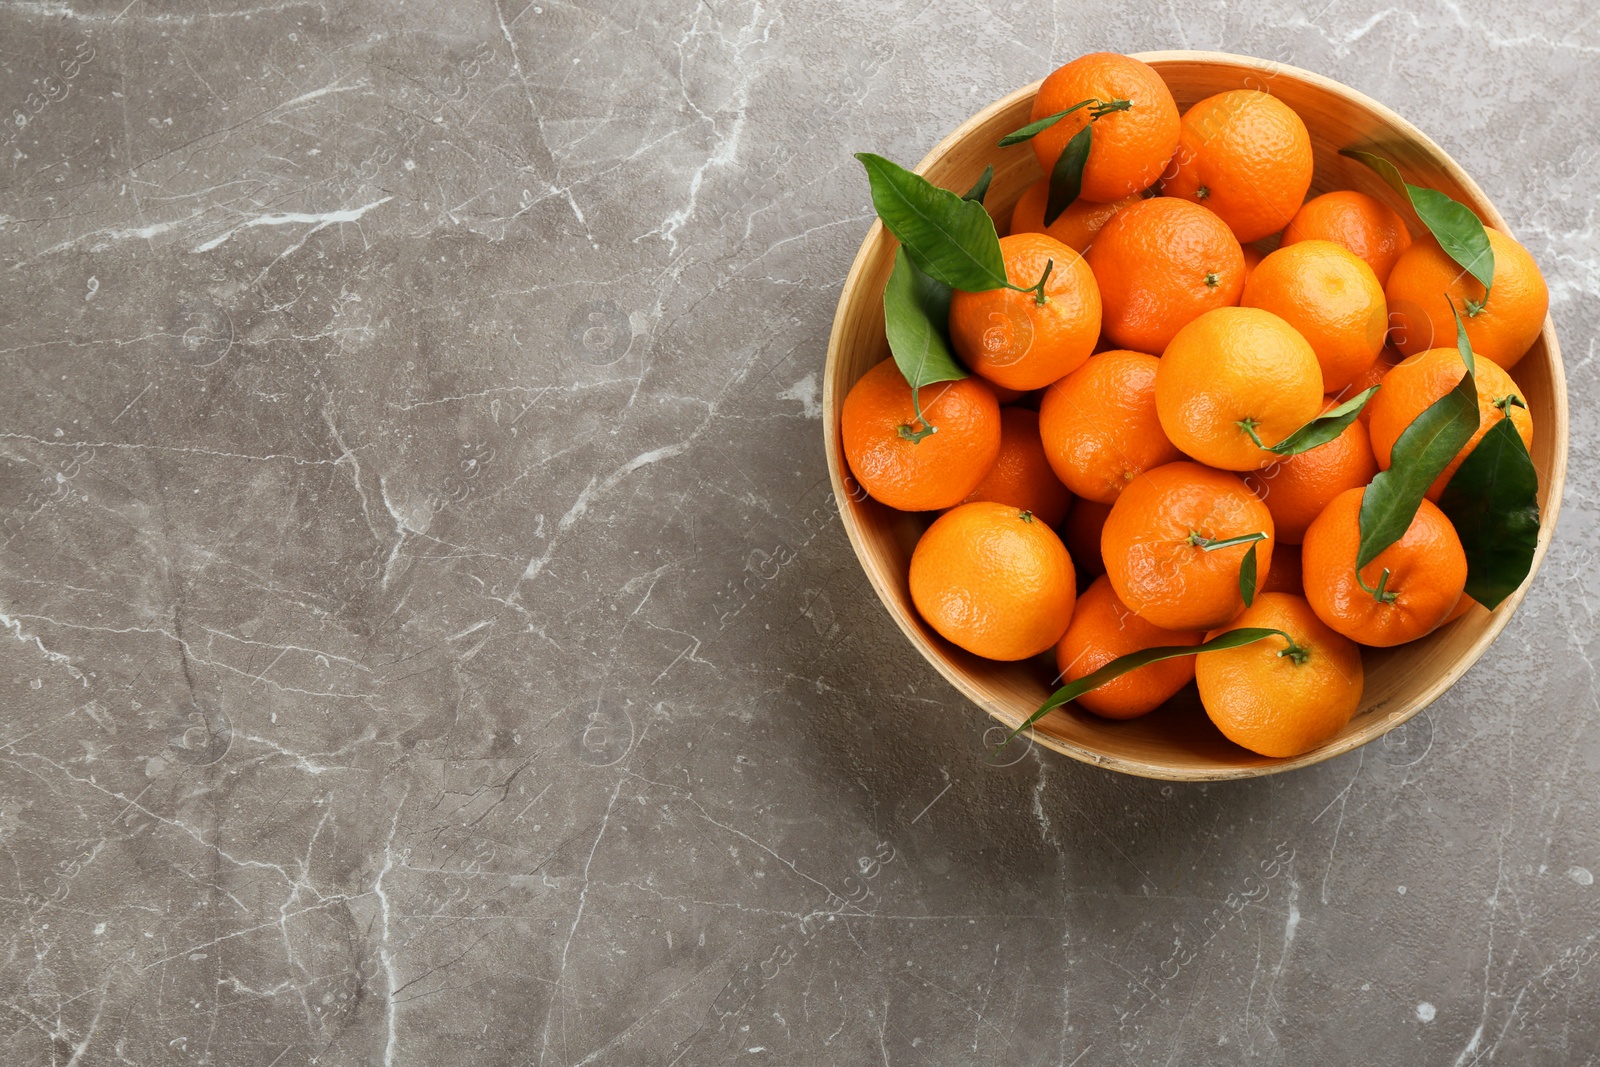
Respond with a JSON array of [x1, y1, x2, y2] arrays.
[[2, 1, 1597, 1064]]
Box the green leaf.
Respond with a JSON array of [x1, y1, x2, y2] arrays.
[[1008, 628, 1290, 742], [1341, 149, 1495, 295], [855, 153, 1009, 292], [997, 100, 1095, 146], [1437, 416, 1540, 610], [1044, 124, 1093, 226], [1240, 543, 1259, 608], [1356, 307, 1480, 570], [883, 247, 966, 396], [1267, 387, 1380, 456], [962, 166, 994, 205]]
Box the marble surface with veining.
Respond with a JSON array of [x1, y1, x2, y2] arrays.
[[1, 1, 1597, 1063]]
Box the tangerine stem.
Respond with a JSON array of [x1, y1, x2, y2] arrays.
[[1236, 417, 1266, 449], [1194, 531, 1268, 552], [1090, 98, 1133, 118], [1357, 565, 1398, 604], [1276, 636, 1311, 665], [898, 383, 936, 444], [1003, 257, 1055, 306], [1494, 393, 1527, 414]]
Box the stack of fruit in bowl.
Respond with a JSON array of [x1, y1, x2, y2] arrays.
[[839, 52, 1549, 762]]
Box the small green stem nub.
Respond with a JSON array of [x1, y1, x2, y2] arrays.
[[1204, 271, 1220, 288], [1465, 297, 1487, 317], [1236, 417, 1266, 449], [1019, 510, 1035, 524], [1357, 566, 1398, 604], [1494, 393, 1527, 414], [1277, 637, 1311, 665], [1090, 98, 1133, 118]]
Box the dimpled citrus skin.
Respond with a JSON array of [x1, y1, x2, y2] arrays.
[[1197, 593, 1363, 758], [1385, 230, 1549, 368], [910, 502, 1077, 661], [1038, 350, 1181, 503], [1009, 180, 1142, 254], [957, 408, 1073, 528], [1280, 190, 1413, 286], [1084, 197, 1246, 354], [1301, 487, 1467, 647], [1365, 346, 1533, 501], [1028, 52, 1180, 203], [949, 233, 1102, 391], [1243, 398, 1379, 544], [1055, 574, 1204, 720], [841, 358, 1001, 512], [1155, 307, 1325, 471], [1101, 461, 1276, 631], [1241, 240, 1388, 393], [1163, 90, 1314, 243]]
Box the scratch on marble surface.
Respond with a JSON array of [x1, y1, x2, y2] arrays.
[[519, 443, 691, 583], [190, 196, 393, 253], [0, 610, 89, 686]]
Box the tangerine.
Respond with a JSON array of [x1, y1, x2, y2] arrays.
[[1038, 350, 1181, 503], [1301, 487, 1467, 647], [1385, 230, 1548, 368], [1101, 461, 1276, 630], [1028, 52, 1180, 203], [1085, 197, 1246, 354], [1163, 90, 1314, 243], [1155, 307, 1325, 471], [1366, 346, 1533, 501], [1196, 593, 1363, 758], [841, 358, 1001, 511], [949, 232, 1101, 391], [910, 502, 1077, 661], [1055, 574, 1203, 720], [957, 407, 1073, 527]]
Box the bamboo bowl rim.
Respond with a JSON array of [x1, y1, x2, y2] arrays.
[[822, 50, 1569, 781]]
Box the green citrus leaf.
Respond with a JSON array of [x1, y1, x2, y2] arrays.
[[1008, 627, 1290, 743], [962, 165, 994, 205], [883, 248, 965, 396], [1044, 123, 1093, 225], [997, 100, 1096, 146], [1437, 416, 1540, 610], [855, 152, 1009, 292], [1341, 148, 1495, 295], [1267, 386, 1380, 456], [1240, 543, 1259, 608], [1356, 306, 1480, 571]]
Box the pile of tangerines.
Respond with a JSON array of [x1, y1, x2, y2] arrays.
[[841, 52, 1547, 759]]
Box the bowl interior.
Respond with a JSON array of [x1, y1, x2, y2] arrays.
[[822, 52, 1567, 780]]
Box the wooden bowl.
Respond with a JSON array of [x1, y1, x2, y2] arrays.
[[822, 51, 1568, 780]]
